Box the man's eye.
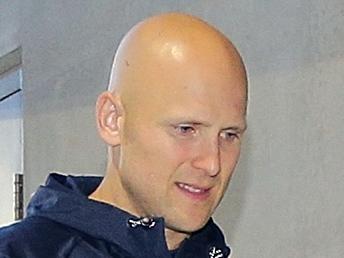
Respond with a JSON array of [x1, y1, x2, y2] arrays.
[[175, 125, 195, 135], [220, 131, 238, 141]]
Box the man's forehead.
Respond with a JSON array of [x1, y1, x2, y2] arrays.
[[160, 112, 247, 131], [128, 85, 246, 130]]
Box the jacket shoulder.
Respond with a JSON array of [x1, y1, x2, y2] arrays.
[[0, 217, 134, 258], [0, 216, 79, 258]]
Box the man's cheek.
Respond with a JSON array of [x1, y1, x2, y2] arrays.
[[164, 141, 195, 163]]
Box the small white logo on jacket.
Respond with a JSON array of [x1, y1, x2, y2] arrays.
[[209, 246, 224, 258]]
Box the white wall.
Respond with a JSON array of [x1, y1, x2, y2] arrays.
[[0, 0, 22, 226], [0, 69, 22, 226]]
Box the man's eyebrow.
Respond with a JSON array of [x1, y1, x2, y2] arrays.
[[222, 124, 247, 133], [163, 117, 247, 132], [165, 117, 211, 126]]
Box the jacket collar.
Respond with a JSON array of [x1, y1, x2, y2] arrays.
[[27, 173, 230, 258]]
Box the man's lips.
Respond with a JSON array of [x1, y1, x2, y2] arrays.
[[176, 183, 209, 193], [175, 182, 212, 200]]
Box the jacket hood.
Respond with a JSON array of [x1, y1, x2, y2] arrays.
[[27, 173, 230, 258]]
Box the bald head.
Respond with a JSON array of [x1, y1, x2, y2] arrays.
[[93, 13, 248, 248], [108, 12, 247, 111]]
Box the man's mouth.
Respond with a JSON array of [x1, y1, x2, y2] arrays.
[[176, 182, 211, 200], [177, 183, 206, 193]]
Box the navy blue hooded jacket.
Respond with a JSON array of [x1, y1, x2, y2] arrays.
[[0, 173, 231, 258]]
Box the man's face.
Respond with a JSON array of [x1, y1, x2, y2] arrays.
[[117, 52, 247, 234]]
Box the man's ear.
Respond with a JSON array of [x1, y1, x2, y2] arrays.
[[96, 91, 123, 146]]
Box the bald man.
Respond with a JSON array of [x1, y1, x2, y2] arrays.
[[0, 13, 247, 258]]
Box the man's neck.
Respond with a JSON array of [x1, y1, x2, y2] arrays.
[[165, 227, 189, 250]]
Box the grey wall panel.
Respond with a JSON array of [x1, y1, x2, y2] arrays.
[[20, 1, 344, 257], [0, 0, 20, 57]]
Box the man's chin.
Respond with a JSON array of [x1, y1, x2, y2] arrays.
[[164, 216, 210, 235]]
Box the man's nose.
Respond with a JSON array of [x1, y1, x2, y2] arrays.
[[191, 139, 221, 177]]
